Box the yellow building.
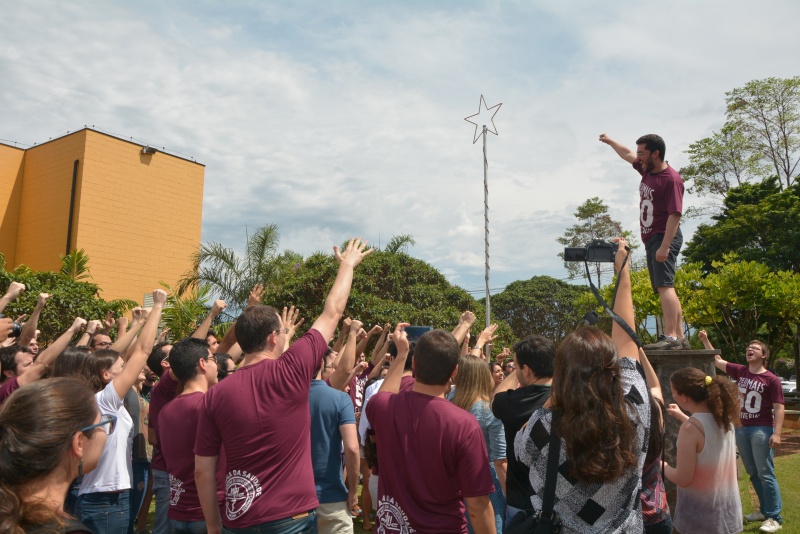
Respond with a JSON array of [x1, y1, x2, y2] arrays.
[[0, 128, 204, 303]]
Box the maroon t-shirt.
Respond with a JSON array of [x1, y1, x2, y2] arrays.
[[349, 361, 374, 410], [195, 329, 327, 528], [149, 371, 179, 472], [400, 375, 415, 392], [159, 392, 226, 521], [633, 161, 684, 243], [0, 377, 20, 406], [366, 390, 494, 534], [726, 363, 785, 427]]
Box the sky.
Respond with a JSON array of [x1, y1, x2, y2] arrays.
[[2, 0, 798, 297]]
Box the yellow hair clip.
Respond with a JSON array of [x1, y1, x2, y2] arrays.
[[704, 375, 712, 386]]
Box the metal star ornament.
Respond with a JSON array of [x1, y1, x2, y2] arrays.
[[464, 95, 502, 144]]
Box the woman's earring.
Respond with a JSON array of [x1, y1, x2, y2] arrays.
[[78, 458, 84, 477]]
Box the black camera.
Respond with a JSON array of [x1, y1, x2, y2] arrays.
[[0, 313, 23, 338], [564, 239, 618, 263]]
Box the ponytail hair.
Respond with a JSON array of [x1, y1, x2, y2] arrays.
[[0, 378, 99, 533], [670, 367, 741, 432]]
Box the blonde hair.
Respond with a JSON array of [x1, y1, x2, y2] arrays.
[[452, 355, 493, 411]]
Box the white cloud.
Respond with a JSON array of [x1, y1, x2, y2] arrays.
[[2, 0, 798, 297]]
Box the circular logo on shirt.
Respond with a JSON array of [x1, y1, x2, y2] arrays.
[[376, 496, 416, 534], [225, 470, 262, 520]]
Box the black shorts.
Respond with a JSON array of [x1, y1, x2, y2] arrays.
[[644, 228, 682, 293]]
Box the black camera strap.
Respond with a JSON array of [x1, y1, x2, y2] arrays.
[[584, 250, 641, 348]]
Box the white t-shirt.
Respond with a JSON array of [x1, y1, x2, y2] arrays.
[[79, 381, 134, 494], [358, 379, 383, 445]]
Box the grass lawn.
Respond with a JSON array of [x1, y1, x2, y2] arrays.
[[739, 451, 799, 533]]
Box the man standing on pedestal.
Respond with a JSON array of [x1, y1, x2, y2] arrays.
[[600, 133, 687, 349]]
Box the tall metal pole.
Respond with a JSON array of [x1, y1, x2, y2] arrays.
[[483, 125, 490, 338]]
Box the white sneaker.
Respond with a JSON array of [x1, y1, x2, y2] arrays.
[[760, 518, 783, 533], [745, 511, 766, 522]]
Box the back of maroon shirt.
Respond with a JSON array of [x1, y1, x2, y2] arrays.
[[366, 390, 494, 534], [195, 329, 326, 528], [149, 371, 179, 472], [159, 392, 206, 521]]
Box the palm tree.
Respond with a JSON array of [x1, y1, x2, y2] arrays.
[[384, 234, 416, 254], [160, 282, 211, 340], [60, 249, 92, 281], [177, 223, 302, 315]]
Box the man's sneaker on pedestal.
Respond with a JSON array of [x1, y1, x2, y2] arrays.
[[644, 335, 682, 350], [680, 338, 691, 350]]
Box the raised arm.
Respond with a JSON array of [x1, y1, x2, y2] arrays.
[[77, 319, 102, 347], [470, 323, 498, 361], [700, 330, 728, 372], [370, 322, 391, 364], [110, 315, 145, 356], [192, 299, 227, 340], [112, 289, 166, 399], [281, 306, 304, 353], [638, 347, 663, 403], [599, 133, 636, 163], [18, 293, 49, 348], [0, 282, 25, 314], [332, 318, 350, 354], [329, 319, 362, 391], [452, 311, 476, 346], [356, 324, 382, 361], [379, 323, 410, 394], [18, 317, 86, 386], [611, 238, 639, 361], [310, 238, 373, 342]]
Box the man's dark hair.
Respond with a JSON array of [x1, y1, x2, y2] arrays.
[[412, 330, 459, 386], [389, 341, 416, 371], [169, 338, 211, 383], [0, 345, 29, 378], [235, 305, 281, 353], [636, 134, 666, 160], [147, 342, 171, 378], [214, 353, 233, 381], [513, 335, 555, 378]]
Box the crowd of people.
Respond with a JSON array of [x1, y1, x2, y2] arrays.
[[0, 135, 787, 534]]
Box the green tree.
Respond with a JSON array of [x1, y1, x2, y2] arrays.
[[263, 249, 514, 355], [0, 266, 136, 345], [60, 249, 92, 281], [160, 282, 212, 340], [556, 197, 637, 286], [683, 178, 800, 273], [726, 76, 800, 190], [678, 256, 800, 366], [383, 234, 416, 254], [680, 121, 764, 216], [491, 276, 589, 343], [178, 223, 302, 316]]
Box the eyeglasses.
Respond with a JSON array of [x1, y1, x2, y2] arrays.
[[81, 414, 117, 435], [95, 341, 112, 348]]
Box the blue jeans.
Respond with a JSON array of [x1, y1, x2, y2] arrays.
[[736, 426, 782, 523], [130, 461, 150, 533], [153, 469, 171, 534], [80, 490, 131, 533], [222, 510, 317, 534], [169, 519, 208, 533]]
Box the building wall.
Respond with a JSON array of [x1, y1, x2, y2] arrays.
[[14, 132, 86, 273], [2, 129, 204, 304], [0, 144, 25, 266], [73, 130, 204, 302]]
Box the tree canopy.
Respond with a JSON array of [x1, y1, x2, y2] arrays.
[[491, 276, 588, 343], [683, 178, 800, 274]]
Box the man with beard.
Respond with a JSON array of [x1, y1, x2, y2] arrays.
[[600, 133, 686, 350]]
